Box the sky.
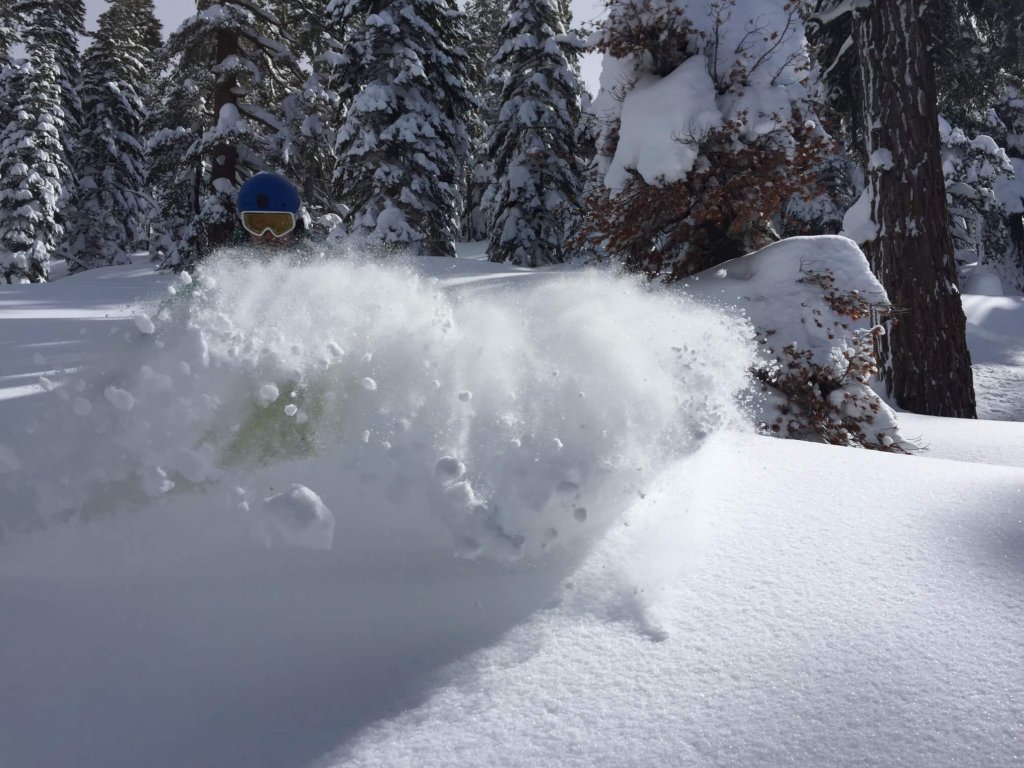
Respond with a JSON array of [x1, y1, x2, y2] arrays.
[[82, 0, 605, 94], [85, 0, 190, 39]]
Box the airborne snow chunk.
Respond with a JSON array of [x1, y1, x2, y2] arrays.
[[133, 314, 156, 335], [104, 386, 135, 412], [262, 485, 335, 551], [257, 383, 280, 406], [435, 456, 466, 480]]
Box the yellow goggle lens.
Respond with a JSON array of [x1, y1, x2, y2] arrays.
[[241, 211, 296, 238]]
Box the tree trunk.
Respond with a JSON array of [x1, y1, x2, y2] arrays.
[[209, 27, 239, 248], [853, 0, 976, 418]]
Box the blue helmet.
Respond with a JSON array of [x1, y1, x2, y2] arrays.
[[237, 172, 301, 214]]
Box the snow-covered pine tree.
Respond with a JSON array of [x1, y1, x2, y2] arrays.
[[267, 0, 327, 62], [925, 0, 1024, 133], [145, 16, 212, 267], [328, 0, 476, 257], [0, 0, 16, 67], [935, 0, 1024, 292], [940, 117, 1016, 277], [0, 59, 67, 282], [15, 0, 84, 163], [945, 1, 1024, 291], [66, 0, 161, 271], [275, 72, 337, 222], [484, 0, 584, 265], [147, 0, 307, 268], [145, 60, 209, 267], [462, 0, 508, 240], [0, 0, 83, 282], [263, 0, 337, 219], [779, 148, 858, 238], [581, 0, 827, 280], [0, 0, 22, 131], [994, 87, 1024, 284]]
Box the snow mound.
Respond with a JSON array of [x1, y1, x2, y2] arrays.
[[2, 249, 756, 561], [693, 235, 887, 357], [688, 236, 904, 448]]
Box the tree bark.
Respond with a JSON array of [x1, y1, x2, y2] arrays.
[[853, 0, 976, 417]]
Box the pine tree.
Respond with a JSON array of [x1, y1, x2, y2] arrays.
[[940, 117, 1016, 280], [66, 0, 161, 270], [0, 0, 22, 131], [15, 0, 84, 158], [995, 88, 1024, 282], [462, 0, 507, 240], [485, 0, 584, 265], [147, 0, 308, 268], [0, 0, 83, 282], [925, 0, 1024, 131], [145, 60, 209, 268], [329, 0, 476, 257], [265, 0, 337, 218], [0, 0, 16, 64], [809, 0, 976, 418], [0, 59, 66, 282]]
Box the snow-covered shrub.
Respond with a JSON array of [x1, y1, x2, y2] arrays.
[[579, 0, 829, 280], [751, 270, 900, 450], [581, 114, 828, 279], [687, 235, 908, 452]]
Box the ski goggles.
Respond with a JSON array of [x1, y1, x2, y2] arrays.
[[240, 210, 296, 238]]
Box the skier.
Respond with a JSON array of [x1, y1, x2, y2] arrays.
[[235, 172, 308, 246]]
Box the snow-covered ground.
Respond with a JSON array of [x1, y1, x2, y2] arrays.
[[1, 246, 1022, 768], [964, 293, 1024, 422]]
